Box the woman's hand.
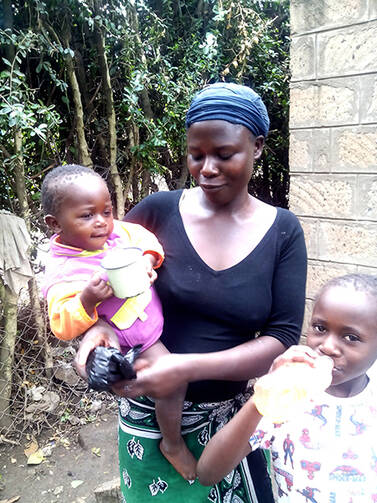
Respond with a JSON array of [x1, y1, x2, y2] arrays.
[[74, 319, 120, 379], [111, 352, 191, 398]]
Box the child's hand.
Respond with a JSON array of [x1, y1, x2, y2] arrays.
[[142, 253, 158, 285], [268, 345, 319, 375], [80, 272, 113, 316]]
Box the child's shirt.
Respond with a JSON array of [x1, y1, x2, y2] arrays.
[[42, 220, 164, 349], [249, 383, 377, 502]]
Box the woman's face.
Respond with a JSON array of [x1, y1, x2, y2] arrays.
[[187, 120, 264, 206]]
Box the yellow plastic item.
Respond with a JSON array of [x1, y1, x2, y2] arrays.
[[253, 356, 333, 423]]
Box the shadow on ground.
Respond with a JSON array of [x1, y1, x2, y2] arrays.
[[0, 413, 119, 503]]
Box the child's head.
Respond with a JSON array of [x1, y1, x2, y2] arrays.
[[307, 273, 377, 397], [41, 164, 114, 251]]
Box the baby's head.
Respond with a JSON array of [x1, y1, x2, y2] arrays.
[[307, 274, 377, 397], [42, 164, 114, 251]]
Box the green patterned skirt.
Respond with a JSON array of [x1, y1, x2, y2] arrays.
[[118, 393, 271, 502]]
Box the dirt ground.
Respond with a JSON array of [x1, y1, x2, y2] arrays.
[[0, 412, 119, 503]]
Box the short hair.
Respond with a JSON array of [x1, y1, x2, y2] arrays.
[[317, 273, 377, 310], [41, 164, 103, 215]]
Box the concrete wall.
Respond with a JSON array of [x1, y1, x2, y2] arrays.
[[289, 0, 377, 331]]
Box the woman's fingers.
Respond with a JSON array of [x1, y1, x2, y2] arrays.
[[110, 353, 188, 399]]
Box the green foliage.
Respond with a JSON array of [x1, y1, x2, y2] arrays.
[[0, 0, 290, 224]]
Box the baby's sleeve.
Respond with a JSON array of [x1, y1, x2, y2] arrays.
[[46, 281, 98, 340], [119, 222, 164, 268]]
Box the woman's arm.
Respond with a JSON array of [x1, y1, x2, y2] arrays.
[[112, 335, 285, 398], [197, 397, 261, 486]]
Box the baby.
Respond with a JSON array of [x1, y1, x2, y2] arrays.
[[197, 274, 377, 501], [41, 164, 196, 480]]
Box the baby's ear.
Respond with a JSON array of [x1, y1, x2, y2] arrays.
[[44, 214, 61, 233]]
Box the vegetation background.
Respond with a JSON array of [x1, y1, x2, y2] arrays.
[[0, 0, 290, 439], [1, 0, 290, 224]]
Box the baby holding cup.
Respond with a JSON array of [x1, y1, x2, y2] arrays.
[[41, 165, 197, 480]]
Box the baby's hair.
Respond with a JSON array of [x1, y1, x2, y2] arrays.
[[317, 273, 377, 308], [41, 164, 103, 216]]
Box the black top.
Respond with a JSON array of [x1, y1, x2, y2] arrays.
[[125, 189, 307, 402]]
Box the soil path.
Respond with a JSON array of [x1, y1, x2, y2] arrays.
[[0, 413, 119, 503]]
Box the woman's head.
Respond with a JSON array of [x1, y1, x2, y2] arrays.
[[185, 83, 269, 206], [42, 165, 114, 251], [307, 274, 377, 397], [185, 82, 270, 138]]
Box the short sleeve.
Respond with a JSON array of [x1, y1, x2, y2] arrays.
[[260, 210, 307, 347]]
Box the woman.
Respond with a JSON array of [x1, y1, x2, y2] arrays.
[[75, 82, 307, 502]]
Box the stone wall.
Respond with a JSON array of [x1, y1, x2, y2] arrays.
[[289, 0, 377, 331]]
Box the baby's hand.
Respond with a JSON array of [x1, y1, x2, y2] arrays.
[[80, 272, 113, 316], [142, 254, 158, 285]]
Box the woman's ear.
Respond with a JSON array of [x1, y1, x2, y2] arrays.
[[44, 214, 61, 234], [254, 136, 265, 160]]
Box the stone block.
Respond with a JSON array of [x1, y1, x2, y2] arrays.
[[301, 299, 314, 338], [290, 80, 359, 127], [319, 220, 377, 266], [289, 130, 312, 172], [357, 264, 377, 275], [332, 127, 377, 172], [318, 22, 377, 78], [306, 260, 355, 299], [290, 85, 318, 127], [290, 35, 316, 81], [318, 80, 358, 125], [360, 74, 377, 124], [289, 175, 355, 218], [291, 0, 368, 34], [297, 217, 318, 259], [370, 1, 377, 19], [357, 175, 377, 219], [312, 129, 332, 172], [94, 478, 121, 503]]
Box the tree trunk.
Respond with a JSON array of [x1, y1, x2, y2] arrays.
[[14, 129, 30, 220], [0, 279, 17, 431], [94, 4, 125, 219], [14, 129, 53, 379], [63, 27, 92, 168], [127, 3, 155, 199]]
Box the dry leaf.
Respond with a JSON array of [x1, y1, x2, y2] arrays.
[[27, 449, 45, 465], [24, 438, 38, 457], [0, 497, 21, 503], [71, 480, 84, 488], [91, 447, 101, 457]]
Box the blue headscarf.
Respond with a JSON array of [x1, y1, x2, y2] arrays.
[[185, 82, 270, 138]]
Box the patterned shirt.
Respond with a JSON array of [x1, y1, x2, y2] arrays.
[[249, 383, 377, 502]]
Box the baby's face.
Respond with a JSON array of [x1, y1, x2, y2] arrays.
[[55, 176, 114, 251], [307, 285, 377, 397]]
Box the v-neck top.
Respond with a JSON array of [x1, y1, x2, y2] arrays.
[[125, 190, 307, 402]]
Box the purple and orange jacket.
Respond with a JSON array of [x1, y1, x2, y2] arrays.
[[42, 220, 164, 353]]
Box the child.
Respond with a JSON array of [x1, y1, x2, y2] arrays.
[[197, 274, 377, 501], [41, 164, 196, 480]]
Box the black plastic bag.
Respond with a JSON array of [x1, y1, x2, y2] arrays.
[[86, 344, 142, 392]]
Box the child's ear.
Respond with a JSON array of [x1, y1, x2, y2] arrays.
[[44, 214, 61, 233]]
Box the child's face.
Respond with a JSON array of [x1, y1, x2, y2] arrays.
[[307, 285, 377, 397], [49, 176, 114, 251]]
